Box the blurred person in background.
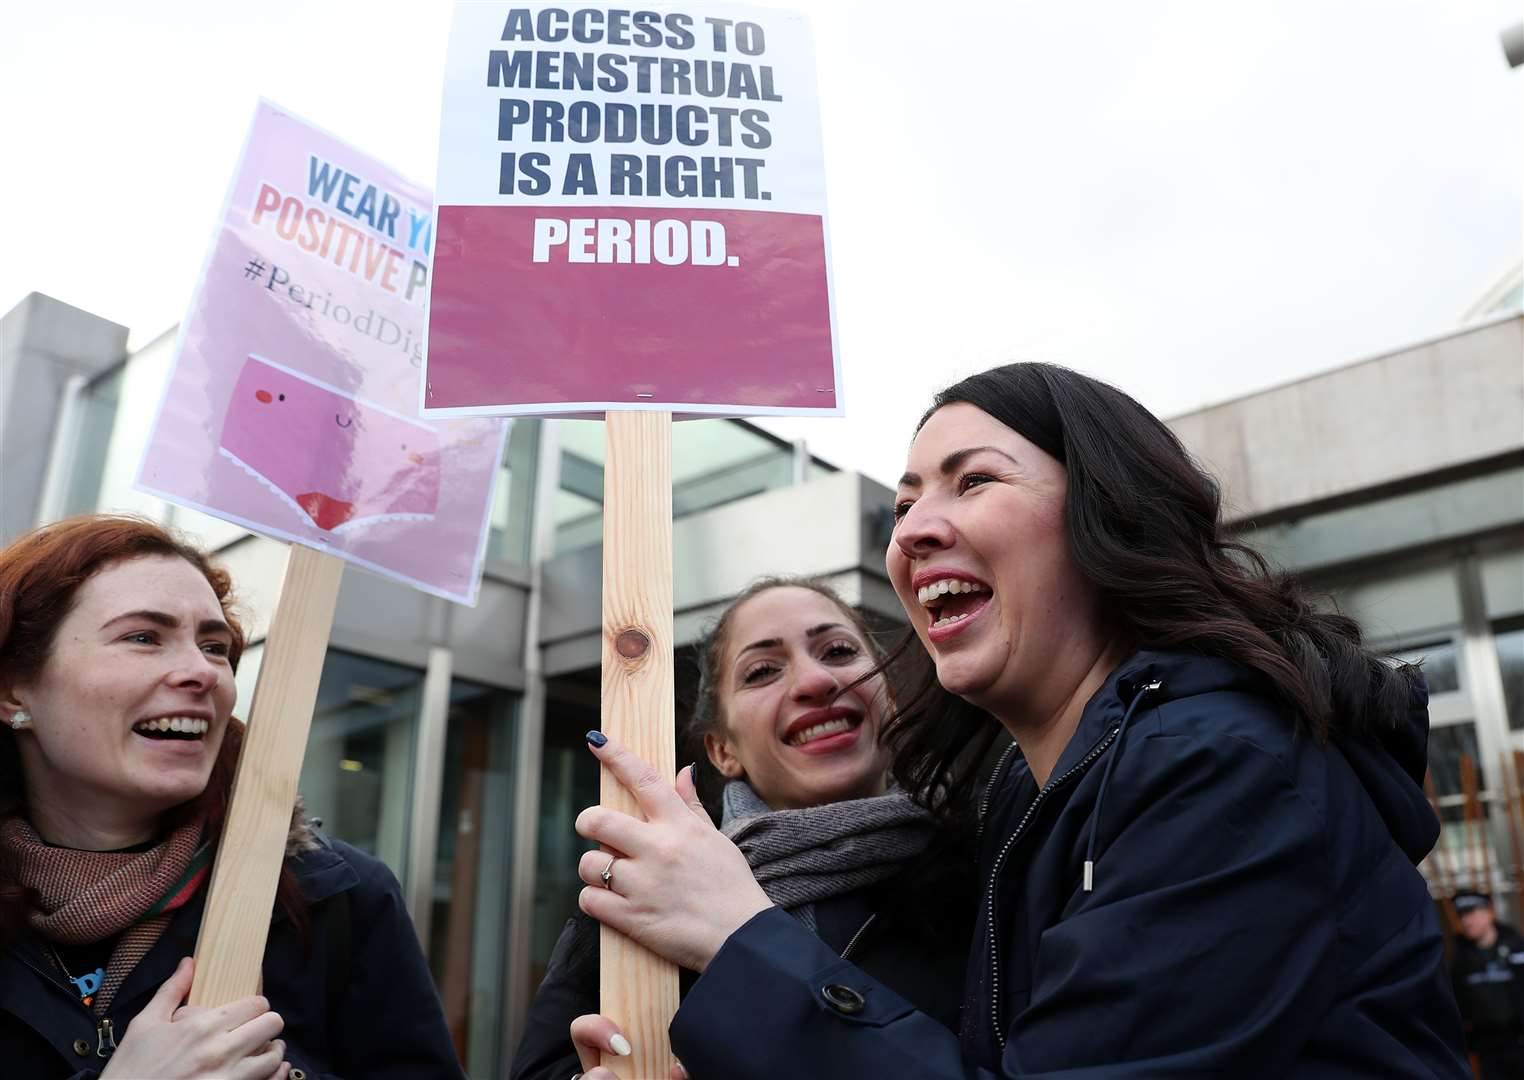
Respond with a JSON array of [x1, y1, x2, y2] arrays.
[[1452, 890, 1524, 1079]]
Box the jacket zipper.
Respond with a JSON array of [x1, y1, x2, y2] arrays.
[[95, 1017, 117, 1057], [13, 947, 118, 1059], [840, 912, 879, 961], [977, 742, 1023, 843], [983, 681, 1161, 1051], [15, 949, 92, 1012], [984, 725, 1122, 1051]]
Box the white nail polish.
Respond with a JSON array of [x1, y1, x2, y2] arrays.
[[610, 1033, 633, 1057]]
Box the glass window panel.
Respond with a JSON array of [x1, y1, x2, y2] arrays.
[[1497, 627, 1524, 732], [671, 420, 778, 483], [61, 364, 124, 517], [553, 489, 603, 552], [1482, 548, 1524, 621], [1487, 280, 1523, 316], [299, 651, 422, 878], [551, 419, 806, 553], [1428, 722, 1481, 799], [429, 679, 518, 1079], [487, 419, 538, 566], [1394, 640, 1461, 695], [530, 698, 601, 989], [92, 332, 175, 518], [1332, 565, 1461, 645], [556, 419, 606, 464]]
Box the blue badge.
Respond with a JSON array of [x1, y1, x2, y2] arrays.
[[69, 968, 103, 1004]]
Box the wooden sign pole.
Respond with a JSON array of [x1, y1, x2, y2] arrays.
[[599, 410, 680, 1078], [1500, 751, 1524, 912], [1460, 754, 1488, 892], [190, 544, 345, 1004]]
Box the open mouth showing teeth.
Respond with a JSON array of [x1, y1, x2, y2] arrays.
[[132, 717, 210, 741], [785, 715, 861, 748], [918, 577, 991, 629]]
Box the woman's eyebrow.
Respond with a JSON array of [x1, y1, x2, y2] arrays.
[[100, 610, 232, 637], [735, 637, 782, 658], [736, 622, 849, 659], [899, 446, 1021, 490], [939, 445, 1020, 474], [805, 622, 848, 639]]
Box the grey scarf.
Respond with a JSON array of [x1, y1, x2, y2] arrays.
[[720, 779, 937, 932]]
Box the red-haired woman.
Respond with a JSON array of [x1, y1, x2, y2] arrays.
[[0, 515, 463, 1079]]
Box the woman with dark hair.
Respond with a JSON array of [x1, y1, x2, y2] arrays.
[[0, 515, 462, 1079], [510, 578, 972, 1080], [571, 363, 1469, 1078]]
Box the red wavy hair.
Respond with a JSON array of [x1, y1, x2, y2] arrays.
[[0, 515, 306, 941]]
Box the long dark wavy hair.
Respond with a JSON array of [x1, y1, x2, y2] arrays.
[[883, 362, 1420, 819], [0, 515, 306, 942]]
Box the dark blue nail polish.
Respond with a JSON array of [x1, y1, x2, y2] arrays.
[[585, 730, 607, 748]]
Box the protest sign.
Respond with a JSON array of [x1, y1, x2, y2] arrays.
[[138, 100, 507, 606], [425, 1, 838, 417], [429, 7, 834, 1072], [134, 101, 505, 1007]]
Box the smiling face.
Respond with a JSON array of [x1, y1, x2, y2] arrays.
[[887, 402, 1108, 724], [4, 555, 237, 839], [705, 586, 892, 811]]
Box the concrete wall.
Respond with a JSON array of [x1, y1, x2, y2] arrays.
[[0, 293, 127, 542], [1167, 314, 1524, 523]]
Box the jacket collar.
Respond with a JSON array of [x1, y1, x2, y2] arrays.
[[1038, 648, 1266, 784], [3, 833, 358, 1028]]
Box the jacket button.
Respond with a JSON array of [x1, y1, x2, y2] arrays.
[[822, 983, 866, 1014], [72, 1038, 91, 1056], [290, 1071, 306, 1080]]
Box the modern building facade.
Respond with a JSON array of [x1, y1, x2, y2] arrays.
[[2, 290, 1521, 1076]]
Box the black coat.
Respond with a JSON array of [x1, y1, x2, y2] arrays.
[[669, 650, 1471, 1078], [0, 836, 465, 1080], [509, 839, 974, 1080], [1451, 921, 1524, 1056]]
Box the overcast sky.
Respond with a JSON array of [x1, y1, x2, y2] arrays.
[[3, 0, 1519, 486]]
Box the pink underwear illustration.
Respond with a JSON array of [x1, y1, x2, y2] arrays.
[[219, 355, 440, 533]]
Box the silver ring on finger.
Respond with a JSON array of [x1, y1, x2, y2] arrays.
[[600, 854, 619, 889]]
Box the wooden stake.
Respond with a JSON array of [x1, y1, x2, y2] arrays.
[[190, 544, 345, 1004], [1423, 771, 1462, 937], [599, 410, 679, 1079], [1423, 771, 1455, 893], [1511, 751, 1524, 912], [1459, 754, 1488, 893], [1502, 751, 1524, 912]]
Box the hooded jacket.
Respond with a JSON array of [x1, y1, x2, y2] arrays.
[[669, 649, 1470, 1078], [0, 811, 464, 1080]]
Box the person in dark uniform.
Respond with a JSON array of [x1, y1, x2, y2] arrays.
[[1451, 890, 1524, 1079]]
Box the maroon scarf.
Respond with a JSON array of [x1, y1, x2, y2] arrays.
[[0, 816, 212, 1014]]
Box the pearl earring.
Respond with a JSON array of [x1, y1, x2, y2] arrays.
[[7, 710, 31, 731]]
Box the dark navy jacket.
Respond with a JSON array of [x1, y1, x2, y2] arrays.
[[511, 842, 973, 1080], [671, 650, 1470, 1078], [0, 837, 464, 1079]]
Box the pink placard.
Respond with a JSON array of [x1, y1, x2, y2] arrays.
[[137, 101, 507, 604], [428, 206, 833, 410], [424, 2, 840, 418]]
